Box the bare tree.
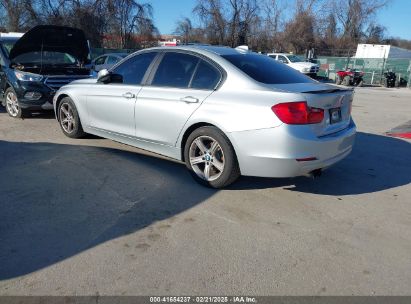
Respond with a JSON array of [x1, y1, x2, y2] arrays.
[[365, 23, 386, 44], [330, 0, 389, 46], [194, 0, 226, 45], [0, 0, 35, 31], [174, 17, 193, 44], [283, 0, 316, 53]]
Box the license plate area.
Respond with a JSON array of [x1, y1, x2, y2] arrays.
[[329, 108, 342, 124]]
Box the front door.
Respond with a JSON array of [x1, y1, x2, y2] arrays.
[[86, 51, 158, 137]]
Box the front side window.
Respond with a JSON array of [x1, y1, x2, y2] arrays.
[[152, 52, 199, 88], [222, 53, 314, 84], [112, 51, 157, 85], [191, 60, 221, 90]]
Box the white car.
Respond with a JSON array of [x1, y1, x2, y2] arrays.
[[53, 46, 355, 188], [268, 53, 319, 76]]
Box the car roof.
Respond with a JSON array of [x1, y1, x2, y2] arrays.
[[268, 53, 290, 56], [97, 52, 128, 57], [145, 45, 251, 57]]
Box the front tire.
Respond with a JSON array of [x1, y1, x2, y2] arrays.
[[343, 76, 351, 86], [58, 97, 85, 138], [335, 75, 342, 85], [184, 126, 240, 188], [5, 88, 28, 118]]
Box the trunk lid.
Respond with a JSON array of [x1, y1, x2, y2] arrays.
[[267, 82, 354, 136]]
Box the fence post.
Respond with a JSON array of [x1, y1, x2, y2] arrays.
[[371, 71, 375, 85]]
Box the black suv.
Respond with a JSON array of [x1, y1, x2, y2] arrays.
[[0, 25, 91, 118]]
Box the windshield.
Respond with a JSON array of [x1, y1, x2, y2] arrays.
[[11, 51, 78, 66], [222, 53, 314, 84], [287, 55, 304, 63]]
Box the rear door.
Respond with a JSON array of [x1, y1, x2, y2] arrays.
[[135, 51, 222, 146]]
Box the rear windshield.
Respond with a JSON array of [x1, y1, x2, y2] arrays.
[[221, 53, 314, 84]]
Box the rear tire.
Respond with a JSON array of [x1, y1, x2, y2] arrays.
[[57, 97, 86, 138], [5, 87, 28, 118], [335, 76, 342, 85], [184, 126, 240, 188]]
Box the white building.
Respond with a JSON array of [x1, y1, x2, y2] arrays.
[[355, 44, 411, 59]]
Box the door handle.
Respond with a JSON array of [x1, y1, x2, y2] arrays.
[[122, 92, 135, 99], [180, 96, 199, 103]]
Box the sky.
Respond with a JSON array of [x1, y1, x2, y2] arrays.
[[148, 0, 411, 40]]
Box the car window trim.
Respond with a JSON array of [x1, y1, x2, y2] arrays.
[[145, 49, 225, 91]]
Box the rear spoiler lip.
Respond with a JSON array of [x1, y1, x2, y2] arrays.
[[302, 88, 354, 94]]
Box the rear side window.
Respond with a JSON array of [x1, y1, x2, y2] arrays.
[[277, 55, 288, 64], [107, 56, 119, 65], [152, 52, 199, 88], [95, 56, 106, 65], [112, 52, 157, 85], [222, 53, 314, 84], [191, 60, 221, 90]]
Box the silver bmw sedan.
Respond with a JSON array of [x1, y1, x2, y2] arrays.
[[53, 46, 356, 188]]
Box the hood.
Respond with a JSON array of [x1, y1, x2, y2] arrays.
[[9, 25, 90, 63], [69, 78, 98, 85], [290, 61, 318, 68]]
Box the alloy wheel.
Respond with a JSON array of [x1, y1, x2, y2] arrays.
[[59, 102, 76, 134], [189, 135, 225, 181], [6, 91, 19, 117]]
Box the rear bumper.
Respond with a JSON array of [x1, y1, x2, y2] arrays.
[[227, 119, 356, 178]]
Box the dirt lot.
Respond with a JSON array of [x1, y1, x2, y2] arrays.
[[0, 87, 410, 295]]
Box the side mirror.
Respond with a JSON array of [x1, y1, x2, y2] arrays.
[[97, 71, 123, 84], [97, 69, 109, 79]]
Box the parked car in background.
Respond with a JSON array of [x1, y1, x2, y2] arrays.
[[0, 25, 91, 118], [53, 46, 356, 188], [91, 53, 128, 72], [267, 53, 319, 77]]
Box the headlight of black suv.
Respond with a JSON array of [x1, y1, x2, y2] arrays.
[[14, 70, 43, 82]]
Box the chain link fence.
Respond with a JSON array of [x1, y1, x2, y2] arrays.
[[316, 57, 411, 87]]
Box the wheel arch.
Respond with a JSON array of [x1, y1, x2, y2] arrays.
[[55, 93, 79, 121], [180, 122, 238, 163]]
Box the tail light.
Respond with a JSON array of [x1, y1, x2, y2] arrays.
[[271, 102, 324, 124]]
